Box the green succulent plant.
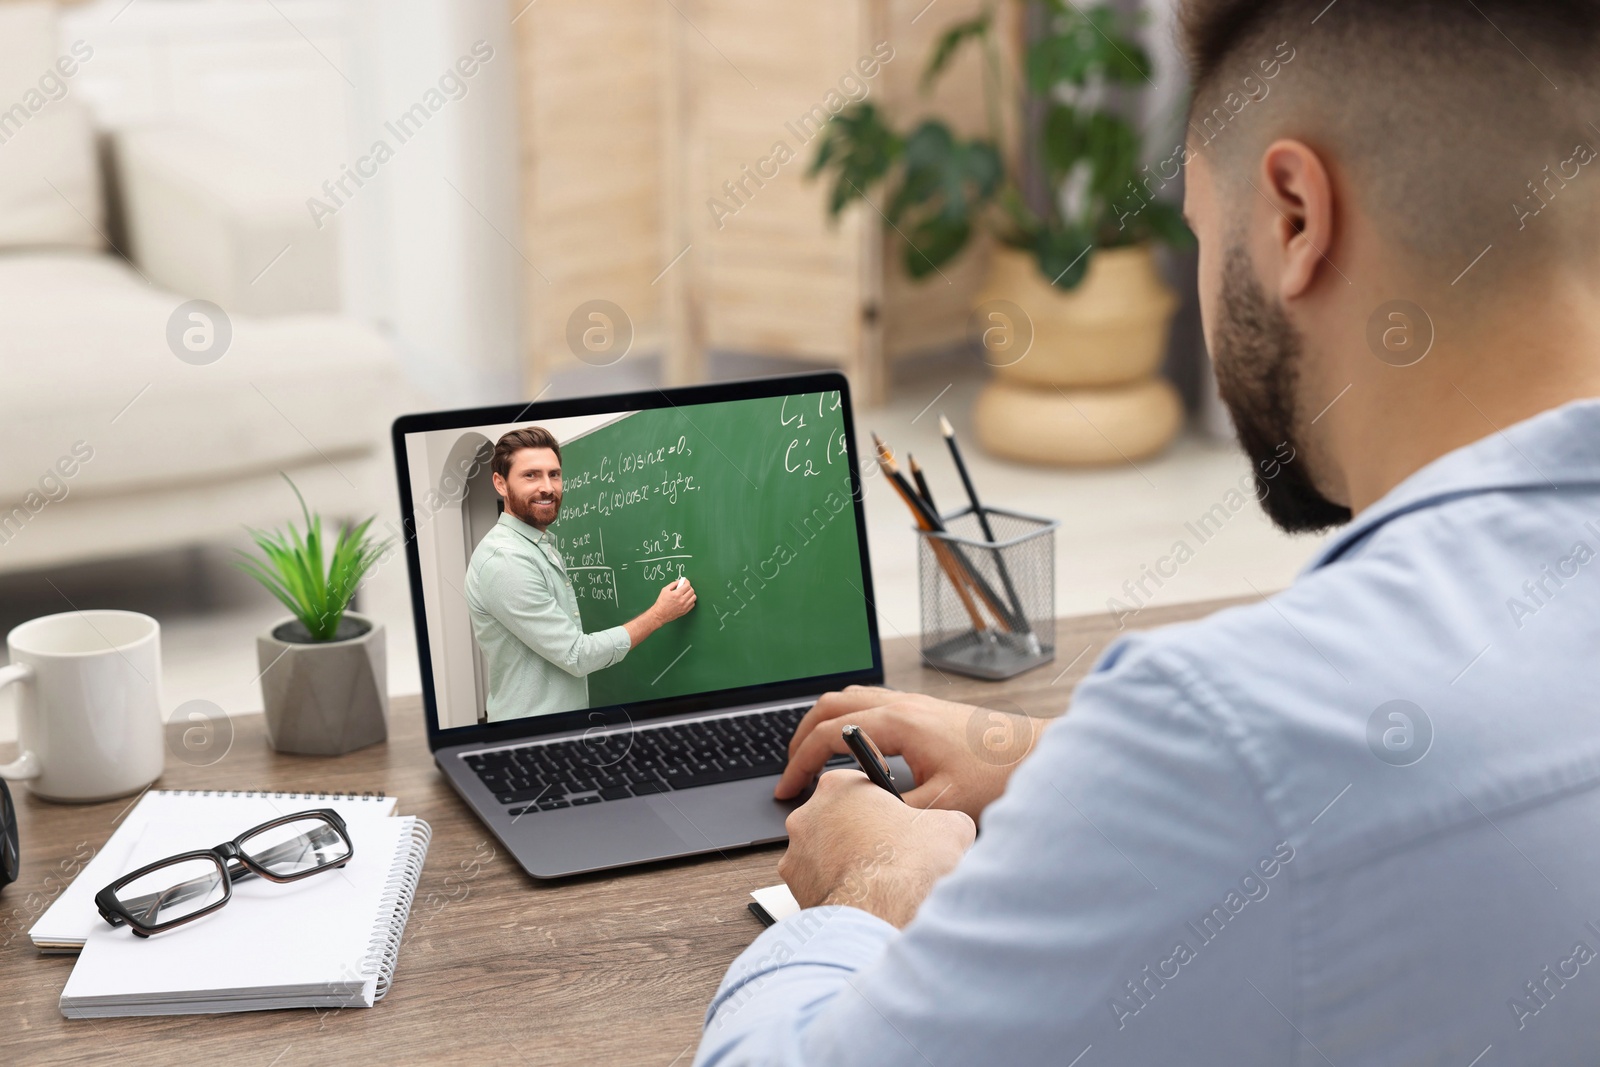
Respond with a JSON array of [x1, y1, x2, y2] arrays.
[[235, 475, 391, 642], [810, 0, 1192, 289]]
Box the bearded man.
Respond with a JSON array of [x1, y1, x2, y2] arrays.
[[467, 426, 695, 721], [694, 1, 1600, 1063]]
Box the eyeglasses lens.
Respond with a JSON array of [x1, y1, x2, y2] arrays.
[[238, 816, 351, 877], [113, 857, 227, 928]]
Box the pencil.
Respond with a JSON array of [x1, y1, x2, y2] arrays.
[[878, 457, 988, 632], [876, 444, 1016, 632], [876, 436, 1012, 618], [938, 414, 1034, 644], [875, 437, 944, 530], [909, 454, 937, 513]]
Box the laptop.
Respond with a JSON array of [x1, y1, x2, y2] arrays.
[[392, 371, 910, 878]]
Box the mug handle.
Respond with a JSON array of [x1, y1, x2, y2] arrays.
[[0, 663, 40, 781]]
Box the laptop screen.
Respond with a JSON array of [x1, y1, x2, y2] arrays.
[[394, 374, 882, 743]]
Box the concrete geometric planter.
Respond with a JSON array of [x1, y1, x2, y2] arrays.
[[257, 612, 388, 756]]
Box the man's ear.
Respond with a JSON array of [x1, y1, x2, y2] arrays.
[[1256, 139, 1337, 301], [491, 471, 507, 498]]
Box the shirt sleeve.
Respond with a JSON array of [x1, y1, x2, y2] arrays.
[[476, 547, 631, 677], [694, 636, 1297, 1066]]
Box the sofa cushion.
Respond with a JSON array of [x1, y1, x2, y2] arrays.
[[0, 251, 403, 504], [117, 124, 341, 315], [0, 2, 103, 251]]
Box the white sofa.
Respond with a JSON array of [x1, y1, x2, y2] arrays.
[[0, 2, 407, 574]]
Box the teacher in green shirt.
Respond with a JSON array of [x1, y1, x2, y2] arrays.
[[466, 425, 696, 722]]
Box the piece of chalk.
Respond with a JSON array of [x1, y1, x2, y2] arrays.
[[676, 577, 686, 589]]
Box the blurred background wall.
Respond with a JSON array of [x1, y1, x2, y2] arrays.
[[0, 0, 1319, 741]]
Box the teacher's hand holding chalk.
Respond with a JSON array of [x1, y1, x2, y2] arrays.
[[620, 576, 696, 650], [652, 576, 697, 623]]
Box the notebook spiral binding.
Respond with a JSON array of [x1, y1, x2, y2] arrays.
[[151, 790, 389, 801], [363, 817, 432, 1001]]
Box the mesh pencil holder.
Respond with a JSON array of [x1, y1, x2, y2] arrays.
[[917, 506, 1058, 680]]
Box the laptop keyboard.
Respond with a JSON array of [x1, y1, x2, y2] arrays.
[[464, 703, 846, 815]]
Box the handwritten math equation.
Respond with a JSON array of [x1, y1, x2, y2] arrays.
[[560, 434, 701, 521], [558, 527, 694, 603], [780, 390, 848, 478], [563, 436, 694, 491], [558, 529, 616, 603]]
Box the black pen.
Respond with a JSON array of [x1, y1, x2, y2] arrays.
[[841, 724, 904, 801]]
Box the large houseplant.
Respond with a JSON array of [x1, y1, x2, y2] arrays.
[[812, 0, 1192, 463], [237, 476, 392, 755]]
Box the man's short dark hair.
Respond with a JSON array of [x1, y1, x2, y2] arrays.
[[1179, 1, 1600, 280], [492, 426, 561, 480]]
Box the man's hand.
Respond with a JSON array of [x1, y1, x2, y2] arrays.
[[623, 579, 696, 648], [651, 578, 696, 622], [774, 686, 1041, 822], [778, 770, 976, 928]]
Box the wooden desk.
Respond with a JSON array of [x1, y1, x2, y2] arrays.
[[3, 600, 1234, 1067]]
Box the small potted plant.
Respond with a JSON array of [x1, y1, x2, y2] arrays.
[[811, 1, 1193, 464], [236, 476, 392, 756]]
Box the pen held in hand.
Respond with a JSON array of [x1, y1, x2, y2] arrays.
[[842, 724, 904, 801]]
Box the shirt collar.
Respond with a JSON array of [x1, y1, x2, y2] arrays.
[[497, 509, 555, 546], [1306, 397, 1600, 572]]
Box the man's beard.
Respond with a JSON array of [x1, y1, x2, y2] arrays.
[[506, 483, 562, 529], [1211, 245, 1352, 534]]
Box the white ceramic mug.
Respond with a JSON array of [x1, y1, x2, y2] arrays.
[[0, 611, 165, 803]]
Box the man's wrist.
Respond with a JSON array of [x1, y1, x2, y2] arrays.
[[818, 866, 927, 929], [622, 610, 658, 649]]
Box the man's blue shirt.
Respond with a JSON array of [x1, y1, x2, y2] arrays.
[[696, 398, 1600, 1066]]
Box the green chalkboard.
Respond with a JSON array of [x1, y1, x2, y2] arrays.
[[548, 390, 873, 708]]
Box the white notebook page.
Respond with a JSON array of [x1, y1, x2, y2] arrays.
[[60, 814, 410, 1014], [31, 790, 396, 950]]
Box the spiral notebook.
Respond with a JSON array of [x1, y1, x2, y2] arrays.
[[32, 789, 399, 952], [59, 809, 431, 1018]]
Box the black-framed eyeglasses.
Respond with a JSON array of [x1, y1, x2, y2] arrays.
[[0, 777, 17, 893], [95, 809, 353, 937]]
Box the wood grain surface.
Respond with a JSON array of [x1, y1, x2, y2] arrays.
[[2, 599, 1240, 1067]]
